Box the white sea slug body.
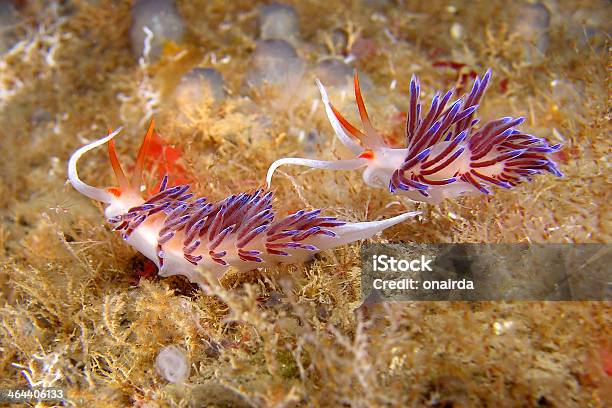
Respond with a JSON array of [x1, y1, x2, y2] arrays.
[[67, 122, 418, 288], [266, 70, 563, 204]]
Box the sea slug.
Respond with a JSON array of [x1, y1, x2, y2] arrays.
[[67, 121, 418, 287], [267, 70, 563, 204]]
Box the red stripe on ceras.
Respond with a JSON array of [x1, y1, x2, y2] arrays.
[[420, 148, 464, 176]]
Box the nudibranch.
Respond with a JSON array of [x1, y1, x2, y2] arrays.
[[267, 70, 563, 204], [67, 121, 419, 288]]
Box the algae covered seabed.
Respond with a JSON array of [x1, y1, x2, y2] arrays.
[[0, 0, 610, 406]]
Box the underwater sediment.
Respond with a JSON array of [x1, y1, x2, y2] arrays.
[[0, 0, 610, 407]]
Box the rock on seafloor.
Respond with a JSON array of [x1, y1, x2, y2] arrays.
[[245, 39, 305, 88], [315, 58, 353, 88], [258, 2, 299, 43], [329, 28, 349, 54], [174, 67, 226, 107], [130, 0, 186, 61], [155, 345, 190, 383], [360, 0, 393, 9], [0, 0, 20, 55], [514, 2, 550, 63], [567, 7, 609, 49], [315, 58, 372, 91]]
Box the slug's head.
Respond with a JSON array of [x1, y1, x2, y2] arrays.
[[315, 70, 387, 155], [68, 120, 156, 218], [266, 71, 395, 187]]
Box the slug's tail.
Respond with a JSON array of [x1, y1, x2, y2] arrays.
[[313, 211, 421, 251]]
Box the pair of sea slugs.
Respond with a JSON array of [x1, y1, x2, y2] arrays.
[[68, 71, 562, 288]]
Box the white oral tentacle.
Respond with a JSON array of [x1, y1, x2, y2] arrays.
[[67, 127, 123, 203], [266, 157, 368, 187]]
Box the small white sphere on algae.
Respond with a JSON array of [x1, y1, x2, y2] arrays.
[[174, 67, 226, 106], [155, 345, 190, 384], [258, 2, 299, 42], [130, 0, 186, 61]]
